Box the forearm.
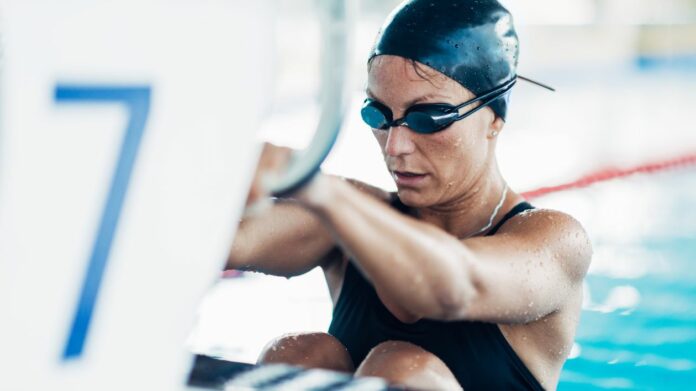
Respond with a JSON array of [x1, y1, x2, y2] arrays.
[[305, 177, 477, 319], [228, 175, 392, 277], [227, 199, 336, 276]]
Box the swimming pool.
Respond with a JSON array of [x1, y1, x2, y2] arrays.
[[556, 171, 696, 390], [189, 67, 696, 390]]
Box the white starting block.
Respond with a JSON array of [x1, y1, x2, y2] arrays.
[[0, 0, 350, 390], [188, 355, 394, 390]]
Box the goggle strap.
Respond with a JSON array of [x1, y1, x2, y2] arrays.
[[455, 79, 517, 120], [518, 75, 555, 92], [452, 77, 518, 112], [456, 97, 503, 121]]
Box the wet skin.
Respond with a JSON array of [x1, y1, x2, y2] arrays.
[[231, 56, 592, 390]]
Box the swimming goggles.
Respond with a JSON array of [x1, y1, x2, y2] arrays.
[[361, 75, 551, 134]]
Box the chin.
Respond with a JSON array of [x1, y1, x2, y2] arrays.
[[395, 188, 432, 208]]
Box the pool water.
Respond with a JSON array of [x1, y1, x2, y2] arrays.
[[557, 171, 696, 390]]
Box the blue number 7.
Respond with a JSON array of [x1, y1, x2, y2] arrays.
[[56, 85, 151, 360]]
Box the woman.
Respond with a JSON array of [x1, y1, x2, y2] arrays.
[[227, 0, 592, 389]]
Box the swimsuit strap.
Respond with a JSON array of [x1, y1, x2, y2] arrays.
[[485, 201, 535, 236], [390, 194, 534, 237]]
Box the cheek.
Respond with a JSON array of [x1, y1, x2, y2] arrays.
[[444, 119, 488, 155], [422, 129, 481, 179], [423, 131, 468, 163]]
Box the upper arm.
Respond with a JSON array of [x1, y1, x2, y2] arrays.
[[453, 209, 592, 323]]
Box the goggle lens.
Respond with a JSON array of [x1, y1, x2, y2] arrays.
[[360, 100, 391, 130], [405, 108, 457, 133]]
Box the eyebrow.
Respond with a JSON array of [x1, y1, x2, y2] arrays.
[[365, 88, 450, 108]]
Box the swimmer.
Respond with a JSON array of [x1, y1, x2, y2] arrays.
[[227, 1, 592, 389]]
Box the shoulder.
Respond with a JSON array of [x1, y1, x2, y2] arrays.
[[495, 207, 593, 283]]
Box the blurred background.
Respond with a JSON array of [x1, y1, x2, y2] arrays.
[[186, 0, 696, 389]]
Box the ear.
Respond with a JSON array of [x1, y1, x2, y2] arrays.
[[487, 116, 505, 139]]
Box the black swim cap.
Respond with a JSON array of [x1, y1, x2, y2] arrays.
[[369, 0, 519, 120]]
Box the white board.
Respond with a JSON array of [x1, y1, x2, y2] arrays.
[[0, 1, 274, 389]]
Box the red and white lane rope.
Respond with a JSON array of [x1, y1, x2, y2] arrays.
[[522, 152, 696, 200]]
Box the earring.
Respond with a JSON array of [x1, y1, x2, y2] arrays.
[[491, 130, 499, 137]]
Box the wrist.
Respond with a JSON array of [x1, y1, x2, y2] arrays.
[[294, 173, 344, 213]]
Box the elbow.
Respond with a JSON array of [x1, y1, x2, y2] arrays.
[[432, 262, 478, 320], [434, 282, 476, 320]]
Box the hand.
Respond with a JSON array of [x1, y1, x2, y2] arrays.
[[245, 142, 294, 207]]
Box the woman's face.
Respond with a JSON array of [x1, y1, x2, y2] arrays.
[[367, 55, 504, 208]]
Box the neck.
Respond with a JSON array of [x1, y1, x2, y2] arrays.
[[415, 161, 517, 239]]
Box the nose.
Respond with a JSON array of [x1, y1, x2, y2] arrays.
[[384, 125, 416, 157], [384, 125, 415, 156]]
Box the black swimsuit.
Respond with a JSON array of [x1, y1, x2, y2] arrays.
[[328, 197, 543, 390]]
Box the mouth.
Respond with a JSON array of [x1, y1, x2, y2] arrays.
[[392, 170, 428, 186]]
